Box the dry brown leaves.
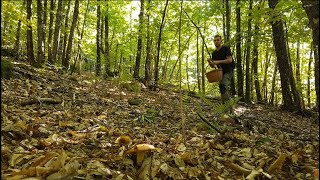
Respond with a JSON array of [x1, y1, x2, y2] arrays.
[[1, 59, 319, 179]]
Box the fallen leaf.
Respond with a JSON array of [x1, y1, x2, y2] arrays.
[[46, 159, 80, 180], [267, 153, 288, 174], [176, 143, 186, 152]]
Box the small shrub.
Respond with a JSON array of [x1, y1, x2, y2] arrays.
[[1, 59, 14, 79]]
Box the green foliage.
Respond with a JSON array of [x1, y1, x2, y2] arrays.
[[138, 108, 158, 124], [1, 59, 14, 79], [120, 81, 141, 93]]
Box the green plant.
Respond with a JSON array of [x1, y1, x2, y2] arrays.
[[1, 59, 14, 79]]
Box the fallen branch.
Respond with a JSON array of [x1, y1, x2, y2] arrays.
[[21, 98, 62, 106], [197, 111, 222, 134]]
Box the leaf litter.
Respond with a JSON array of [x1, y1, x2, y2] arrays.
[[1, 59, 319, 179]]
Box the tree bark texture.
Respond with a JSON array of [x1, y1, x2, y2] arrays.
[[64, 0, 79, 70], [269, 64, 278, 105], [236, 0, 244, 101], [51, 0, 64, 65], [37, 0, 45, 65], [61, 0, 72, 67], [14, 20, 22, 60], [96, 0, 101, 76], [301, 0, 319, 109], [105, 0, 111, 76], [144, 0, 152, 84], [268, 0, 301, 111], [47, 0, 56, 64], [133, 0, 145, 79], [307, 43, 313, 108], [26, 0, 36, 67], [245, 0, 253, 103], [252, 24, 262, 102], [155, 0, 169, 85]]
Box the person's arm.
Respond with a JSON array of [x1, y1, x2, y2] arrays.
[[210, 55, 232, 65]]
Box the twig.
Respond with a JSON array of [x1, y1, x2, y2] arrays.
[[21, 98, 62, 106], [197, 111, 222, 134]]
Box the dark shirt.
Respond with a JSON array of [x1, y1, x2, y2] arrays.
[[211, 45, 235, 74]]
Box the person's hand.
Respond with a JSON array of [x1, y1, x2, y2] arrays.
[[207, 59, 219, 67]]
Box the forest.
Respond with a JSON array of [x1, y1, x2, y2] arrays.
[[1, 0, 319, 179]]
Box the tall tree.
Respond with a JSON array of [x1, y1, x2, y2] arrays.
[[71, 0, 90, 75], [301, 0, 319, 109], [262, 49, 271, 102], [144, 0, 152, 85], [196, 23, 201, 93], [104, 0, 111, 76], [225, 0, 236, 96], [252, 24, 262, 102], [236, 0, 244, 101], [96, 0, 101, 76], [14, 19, 22, 60], [51, 0, 63, 65], [43, 0, 48, 60], [268, 0, 302, 111], [61, 0, 72, 67], [245, 0, 253, 103], [37, 0, 45, 65], [295, 38, 304, 107], [64, 0, 79, 70], [269, 63, 278, 105], [26, 0, 36, 67], [201, 21, 206, 94], [133, 0, 145, 79], [47, 0, 56, 64], [307, 43, 313, 108], [154, 0, 169, 86]]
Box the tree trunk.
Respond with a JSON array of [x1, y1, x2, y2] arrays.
[[222, 0, 226, 40], [262, 49, 271, 102], [236, 0, 244, 101], [225, 0, 230, 46], [245, 0, 253, 103], [96, 0, 101, 76], [307, 43, 313, 108], [133, 0, 144, 79], [301, 0, 319, 110], [196, 26, 201, 93], [201, 21, 206, 94], [186, 55, 190, 91], [37, 0, 45, 65], [51, 0, 64, 65], [284, 21, 303, 110], [64, 0, 79, 70], [270, 64, 278, 105], [154, 0, 169, 86], [225, 0, 236, 96], [104, 0, 111, 76], [144, 0, 152, 84], [295, 38, 304, 107], [268, 0, 300, 111], [47, 0, 56, 65], [26, 0, 36, 66], [61, 0, 71, 68], [43, 0, 48, 61], [71, 0, 89, 75], [14, 20, 22, 60], [252, 24, 262, 102]]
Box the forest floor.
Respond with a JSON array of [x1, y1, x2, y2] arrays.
[[1, 56, 319, 180]]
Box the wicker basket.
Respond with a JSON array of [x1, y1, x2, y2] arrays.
[[206, 69, 223, 83]]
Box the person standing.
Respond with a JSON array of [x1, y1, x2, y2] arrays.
[[207, 35, 235, 104]]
